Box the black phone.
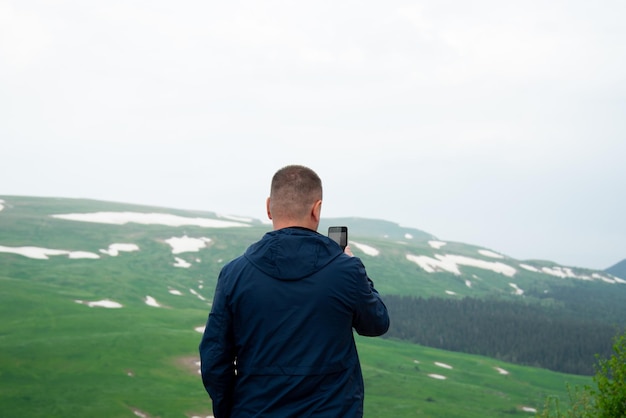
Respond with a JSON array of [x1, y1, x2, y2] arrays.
[[328, 226, 348, 250]]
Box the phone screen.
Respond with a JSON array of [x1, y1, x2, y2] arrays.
[[328, 226, 348, 250]]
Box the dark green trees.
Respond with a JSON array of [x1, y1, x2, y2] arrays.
[[539, 332, 626, 417]]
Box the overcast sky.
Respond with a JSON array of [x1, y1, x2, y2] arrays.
[[1, 0, 625, 270]]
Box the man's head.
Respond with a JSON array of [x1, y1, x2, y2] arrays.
[[266, 165, 323, 230]]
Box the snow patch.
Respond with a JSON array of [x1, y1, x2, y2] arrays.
[[0, 246, 66, 259], [435, 362, 453, 369], [521, 264, 624, 284], [133, 409, 149, 418], [145, 296, 161, 307], [509, 283, 524, 295], [52, 211, 250, 228], [190, 288, 207, 301], [542, 266, 579, 279], [445, 290, 457, 295], [0, 199, 4, 211], [173, 257, 192, 268], [495, 367, 509, 375], [428, 240, 447, 249], [519, 263, 540, 272], [612, 276, 626, 284], [75, 299, 123, 308], [169, 289, 183, 296], [404, 233, 413, 239], [428, 374, 447, 380], [522, 406, 537, 413], [195, 326, 205, 333], [350, 241, 380, 256], [68, 251, 100, 259], [406, 254, 516, 277], [219, 214, 253, 223], [100, 243, 139, 256], [478, 249, 504, 259], [0, 246, 99, 260], [406, 254, 460, 275], [592, 273, 618, 284], [165, 235, 212, 254], [465, 280, 472, 288]]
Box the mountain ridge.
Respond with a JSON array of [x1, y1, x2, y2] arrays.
[[3, 194, 621, 272], [606, 258, 626, 280]]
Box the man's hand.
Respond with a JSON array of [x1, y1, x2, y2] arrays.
[[344, 245, 353, 257]]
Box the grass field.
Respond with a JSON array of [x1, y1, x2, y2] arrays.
[[0, 196, 601, 417], [0, 273, 591, 417]]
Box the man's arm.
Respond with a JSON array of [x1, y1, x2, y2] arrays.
[[199, 271, 236, 418], [351, 259, 390, 336]]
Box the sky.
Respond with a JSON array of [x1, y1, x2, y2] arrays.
[[1, 0, 625, 270]]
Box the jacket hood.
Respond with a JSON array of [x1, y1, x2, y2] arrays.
[[244, 227, 343, 280]]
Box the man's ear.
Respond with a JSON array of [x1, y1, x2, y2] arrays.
[[266, 197, 272, 220], [311, 199, 322, 223]]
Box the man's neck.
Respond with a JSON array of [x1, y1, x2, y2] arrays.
[[272, 219, 318, 232]]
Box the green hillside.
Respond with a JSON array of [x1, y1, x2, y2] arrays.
[[0, 195, 621, 417], [0, 274, 591, 417]]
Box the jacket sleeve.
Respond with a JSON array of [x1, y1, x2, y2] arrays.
[[351, 259, 390, 336], [199, 269, 236, 418]]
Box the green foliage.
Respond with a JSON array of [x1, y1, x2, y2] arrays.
[[591, 333, 626, 417], [538, 383, 597, 418]]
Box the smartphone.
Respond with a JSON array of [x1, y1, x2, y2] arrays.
[[328, 226, 348, 250]]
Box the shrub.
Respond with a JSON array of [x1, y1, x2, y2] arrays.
[[591, 333, 626, 417]]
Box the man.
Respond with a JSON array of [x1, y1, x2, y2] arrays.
[[199, 165, 389, 417]]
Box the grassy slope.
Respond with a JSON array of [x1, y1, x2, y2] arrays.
[[0, 196, 603, 416], [0, 275, 209, 417], [360, 337, 590, 417], [0, 275, 590, 417]]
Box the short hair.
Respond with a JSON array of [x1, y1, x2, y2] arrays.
[[270, 165, 323, 220]]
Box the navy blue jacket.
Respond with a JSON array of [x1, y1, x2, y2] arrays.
[[199, 227, 389, 417]]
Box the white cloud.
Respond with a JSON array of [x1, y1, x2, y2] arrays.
[[0, 2, 50, 73]]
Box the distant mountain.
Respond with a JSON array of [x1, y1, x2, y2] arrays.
[[606, 258, 626, 280], [319, 217, 435, 242]]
